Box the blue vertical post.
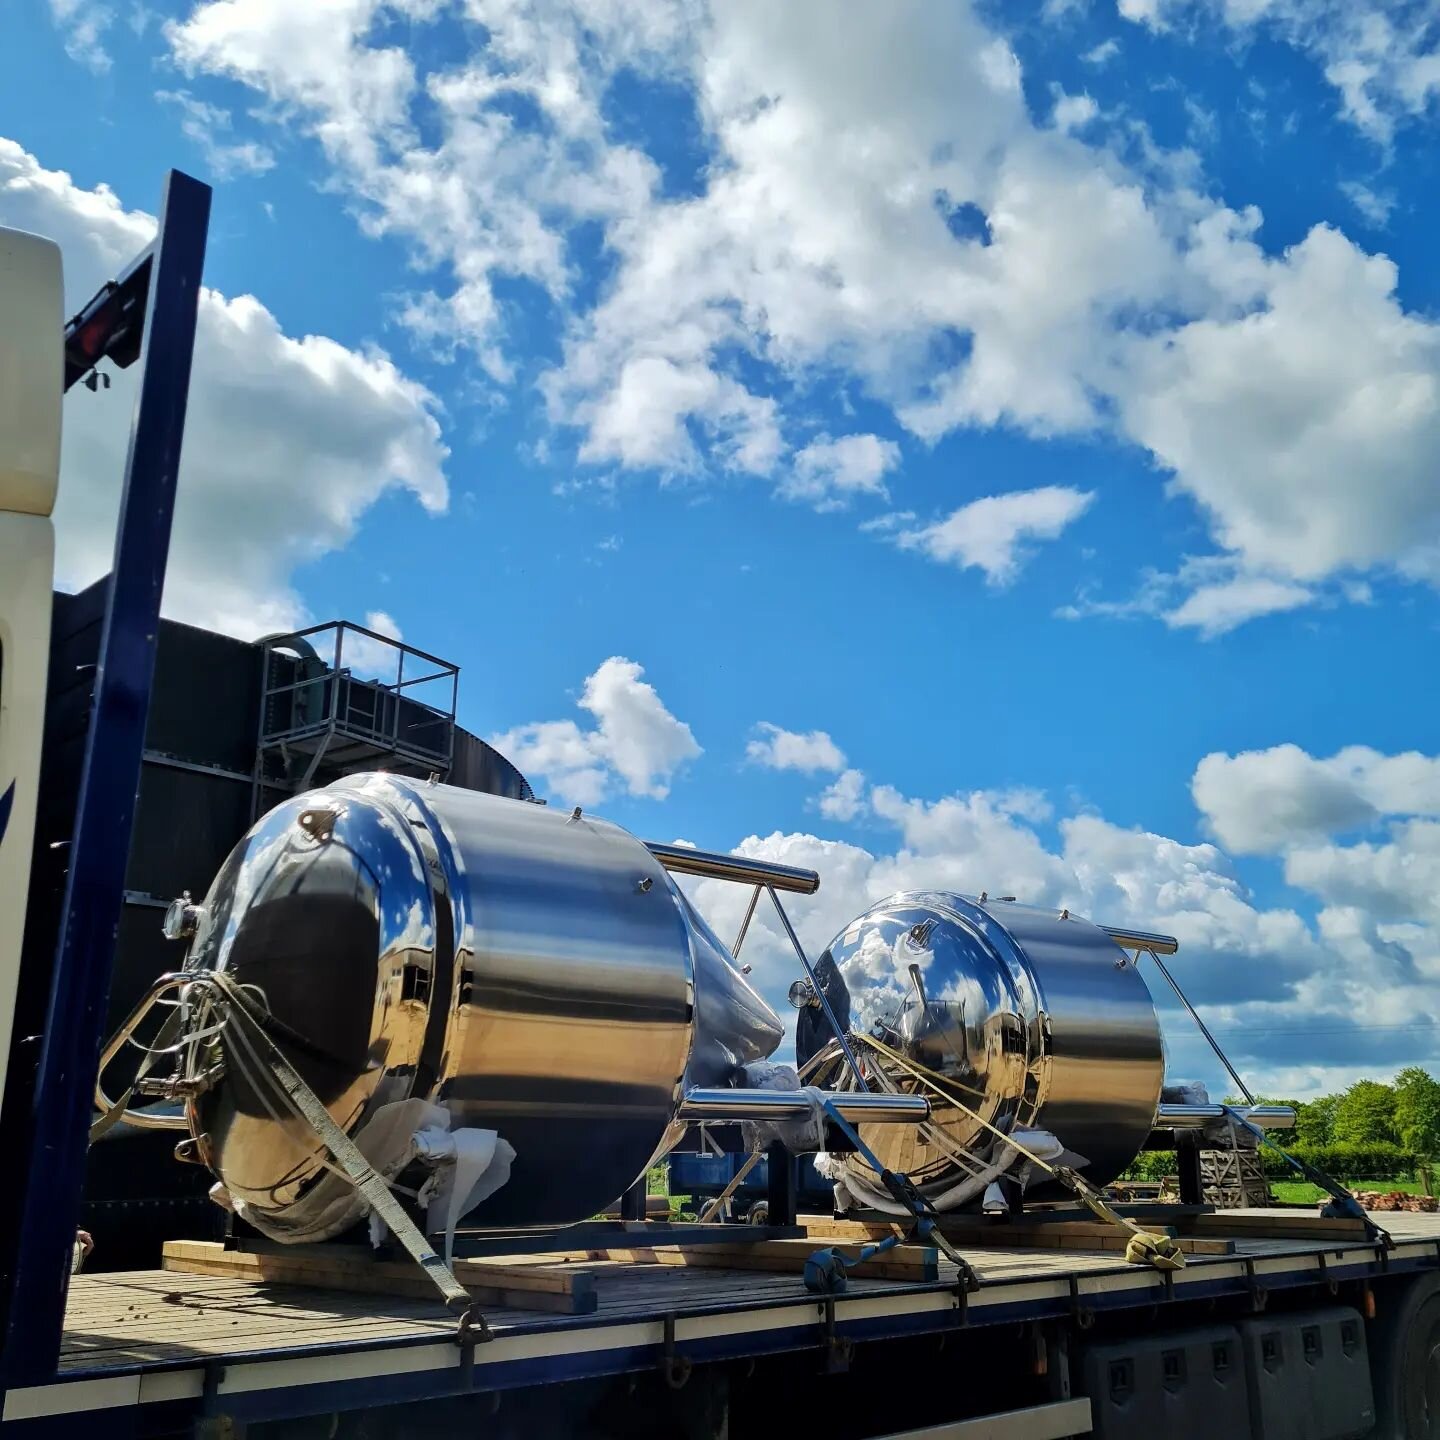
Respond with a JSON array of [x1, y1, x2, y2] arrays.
[[1, 170, 210, 1384]]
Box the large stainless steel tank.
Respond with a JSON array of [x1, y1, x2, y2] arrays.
[[179, 774, 787, 1238], [802, 892, 1165, 1208]]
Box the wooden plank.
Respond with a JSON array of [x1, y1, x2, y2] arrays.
[[800, 1216, 1235, 1257], [161, 1241, 597, 1315], [566, 1238, 939, 1284], [1183, 1212, 1368, 1241]]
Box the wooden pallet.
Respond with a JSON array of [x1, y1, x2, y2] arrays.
[[161, 1240, 598, 1315], [799, 1215, 1236, 1257]]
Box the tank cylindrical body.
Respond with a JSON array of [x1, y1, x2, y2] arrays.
[[803, 892, 1164, 1208], [183, 775, 782, 1240]]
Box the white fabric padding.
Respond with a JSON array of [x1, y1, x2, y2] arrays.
[[415, 1126, 517, 1265]]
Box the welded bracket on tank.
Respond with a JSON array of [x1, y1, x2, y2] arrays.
[[731, 884, 761, 959]]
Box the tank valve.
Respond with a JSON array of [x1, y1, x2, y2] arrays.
[[788, 979, 820, 1009], [162, 891, 204, 941]]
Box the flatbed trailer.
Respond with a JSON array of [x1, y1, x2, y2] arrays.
[[2, 1212, 1436, 1435]]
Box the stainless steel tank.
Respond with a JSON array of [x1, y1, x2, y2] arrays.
[[179, 773, 789, 1238], [801, 892, 1166, 1208]]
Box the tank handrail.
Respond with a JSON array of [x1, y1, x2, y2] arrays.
[[1155, 1102, 1295, 1130], [678, 1088, 928, 1124], [644, 842, 820, 895], [1100, 925, 1179, 956]]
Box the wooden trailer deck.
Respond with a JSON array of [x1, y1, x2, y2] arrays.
[[5, 1212, 1440, 1432]]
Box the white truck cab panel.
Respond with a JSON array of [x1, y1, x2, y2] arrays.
[[0, 225, 64, 1112]]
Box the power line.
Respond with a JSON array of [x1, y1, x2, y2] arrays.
[[1201, 1020, 1439, 1040]]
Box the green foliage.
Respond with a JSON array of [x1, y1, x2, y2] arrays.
[[1121, 1151, 1177, 1181], [1271, 1178, 1426, 1205], [1294, 1094, 1340, 1147], [1333, 1079, 1400, 1146], [1122, 1143, 1419, 1184], [1394, 1067, 1440, 1159], [1261, 1142, 1418, 1180]]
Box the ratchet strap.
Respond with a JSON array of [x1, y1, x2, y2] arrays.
[[854, 1032, 1185, 1273], [217, 978, 484, 1321], [1222, 1105, 1392, 1249]]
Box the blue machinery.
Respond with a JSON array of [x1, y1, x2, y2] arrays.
[[0, 170, 211, 1387]]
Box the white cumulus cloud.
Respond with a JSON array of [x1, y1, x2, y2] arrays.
[[894, 486, 1095, 585], [48, 0, 115, 72], [1193, 743, 1440, 854], [680, 752, 1440, 1098], [1116, 0, 1440, 143], [492, 657, 701, 807], [819, 768, 868, 822], [0, 137, 448, 638], [157, 90, 276, 180], [746, 723, 847, 774], [162, 0, 1440, 631], [780, 434, 900, 510]]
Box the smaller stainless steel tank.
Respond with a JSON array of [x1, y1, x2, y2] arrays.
[[802, 892, 1166, 1208]]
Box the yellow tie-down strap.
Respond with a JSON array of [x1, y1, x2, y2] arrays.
[[852, 1032, 1186, 1274]]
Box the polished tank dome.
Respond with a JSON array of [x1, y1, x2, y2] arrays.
[[802, 892, 1164, 1207]]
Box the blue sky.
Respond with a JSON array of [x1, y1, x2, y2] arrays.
[[5, 0, 1440, 1098]]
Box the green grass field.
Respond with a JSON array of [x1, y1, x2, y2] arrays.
[[1270, 1177, 1428, 1205]]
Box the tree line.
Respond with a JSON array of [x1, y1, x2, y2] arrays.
[[1126, 1067, 1440, 1182], [1256, 1066, 1440, 1157]]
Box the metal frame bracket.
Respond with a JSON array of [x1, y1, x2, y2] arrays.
[[1242, 1257, 1268, 1312], [1067, 1275, 1095, 1330], [819, 1296, 854, 1374], [660, 1313, 692, 1390]]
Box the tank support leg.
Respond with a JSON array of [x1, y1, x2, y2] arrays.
[[766, 1141, 796, 1227], [620, 1179, 647, 1221], [1177, 1133, 1203, 1207]]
